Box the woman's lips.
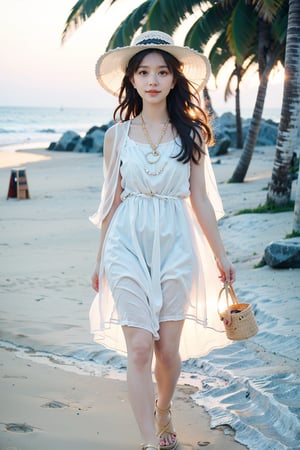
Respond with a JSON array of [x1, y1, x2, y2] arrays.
[[146, 90, 160, 95]]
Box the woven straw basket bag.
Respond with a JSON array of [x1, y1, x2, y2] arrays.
[[218, 283, 258, 340]]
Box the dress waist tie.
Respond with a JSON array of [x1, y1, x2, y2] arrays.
[[122, 192, 186, 201]]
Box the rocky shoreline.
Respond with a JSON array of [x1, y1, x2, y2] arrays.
[[47, 113, 279, 155]]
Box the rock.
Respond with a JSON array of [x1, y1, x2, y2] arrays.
[[48, 120, 114, 154], [210, 137, 231, 156], [47, 142, 56, 150], [243, 118, 278, 146], [86, 120, 114, 134], [210, 113, 279, 150], [74, 127, 105, 153], [217, 111, 236, 127], [51, 130, 81, 152], [264, 238, 300, 268], [211, 113, 236, 150]]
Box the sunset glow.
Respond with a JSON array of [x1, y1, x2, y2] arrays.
[[1, 0, 285, 113]]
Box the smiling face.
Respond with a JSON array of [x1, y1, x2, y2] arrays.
[[131, 51, 175, 105]]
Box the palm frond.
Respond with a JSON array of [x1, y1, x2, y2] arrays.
[[250, 0, 285, 22], [185, 2, 230, 51], [146, 0, 205, 35], [209, 31, 232, 76], [271, 1, 289, 44], [226, 0, 257, 65], [106, 1, 151, 49], [224, 70, 236, 101], [242, 54, 257, 71], [62, 0, 116, 44]]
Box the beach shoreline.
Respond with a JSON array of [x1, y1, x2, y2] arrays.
[[0, 344, 246, 450], [0, 146, 299, 450]]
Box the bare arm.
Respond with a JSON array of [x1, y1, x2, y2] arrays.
[[91, 127, 123, 291], [190, 154, 235, 283]]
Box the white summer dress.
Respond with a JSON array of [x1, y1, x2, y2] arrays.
[[89, 121, 230, 360]]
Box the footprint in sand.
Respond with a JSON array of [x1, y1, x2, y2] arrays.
[[5, 423, 34, 433], [181, 442, 211, 449], [41, 400, 69, 408]]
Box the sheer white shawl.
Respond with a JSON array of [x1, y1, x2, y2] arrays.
[[89, 121, 230, 360]]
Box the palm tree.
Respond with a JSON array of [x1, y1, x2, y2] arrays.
[[62, 0, 287, 182], [227, 0, 287, 182], [225, 63, 244, 148], [202, 86, 217, 119], [267, 0, 300, 206], [185, 8, 257, 149], [182, 1, 286, 161]]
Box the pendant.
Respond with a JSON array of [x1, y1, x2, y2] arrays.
[[146, 150, 161, 164]]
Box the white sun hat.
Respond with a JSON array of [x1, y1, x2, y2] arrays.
[[95, 30, 211, 96]]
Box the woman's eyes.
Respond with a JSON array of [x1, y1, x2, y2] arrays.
[[137, 70, 170, 76]]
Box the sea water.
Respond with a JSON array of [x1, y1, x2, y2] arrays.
[[0, 106, 113, 151], [0, 106, 281, 152]]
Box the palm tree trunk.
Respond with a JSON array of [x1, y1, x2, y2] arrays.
[[293, 161, 300, 232], [229, 73, 269, 182], [203, 86, 218, 119], [235, 73, 243, 149], [267, 0, 300, 205]]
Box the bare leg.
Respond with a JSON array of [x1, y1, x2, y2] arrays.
[[154, 320, 184, 447], [122, 326, 159, 447]]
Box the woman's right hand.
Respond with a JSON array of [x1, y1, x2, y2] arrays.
[[91, 270, 99, 292]]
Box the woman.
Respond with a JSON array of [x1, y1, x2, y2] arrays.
[[90, 30, 235, 450]]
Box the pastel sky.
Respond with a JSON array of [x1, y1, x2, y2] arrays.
[[1, 0, 284, 115]]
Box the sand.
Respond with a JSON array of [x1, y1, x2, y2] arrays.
[[0, 145, 298, 449], [0, 149, 51, 169], [0, 346, 246, 450]]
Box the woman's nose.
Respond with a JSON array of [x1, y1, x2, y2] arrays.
[[148, 73, 158, 85]]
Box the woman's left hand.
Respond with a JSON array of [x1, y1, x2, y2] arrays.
[[215, 255, 236, 284]]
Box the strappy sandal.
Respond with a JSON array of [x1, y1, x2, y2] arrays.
[[141, 445, 159, 450], [154, 401, 178, 450]]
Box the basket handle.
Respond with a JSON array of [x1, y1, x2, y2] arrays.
[[217, 282, 239, 325]]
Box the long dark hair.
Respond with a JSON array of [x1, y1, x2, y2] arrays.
[[113, 48, 214, 164]]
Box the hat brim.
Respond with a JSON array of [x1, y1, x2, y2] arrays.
[[95, 44, 211, 96]]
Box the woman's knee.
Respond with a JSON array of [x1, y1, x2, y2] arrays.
[[155, 321, 183, 367], [155, 341, 180, 368], [124, 327, 153, 368]]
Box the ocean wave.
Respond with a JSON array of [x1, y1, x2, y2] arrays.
[[0, 128, 16, 134], [0, 128, 57, 135], [182, 338, 300, 450], [0, 340, 127, 379], [37, 128, 56, 133]]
